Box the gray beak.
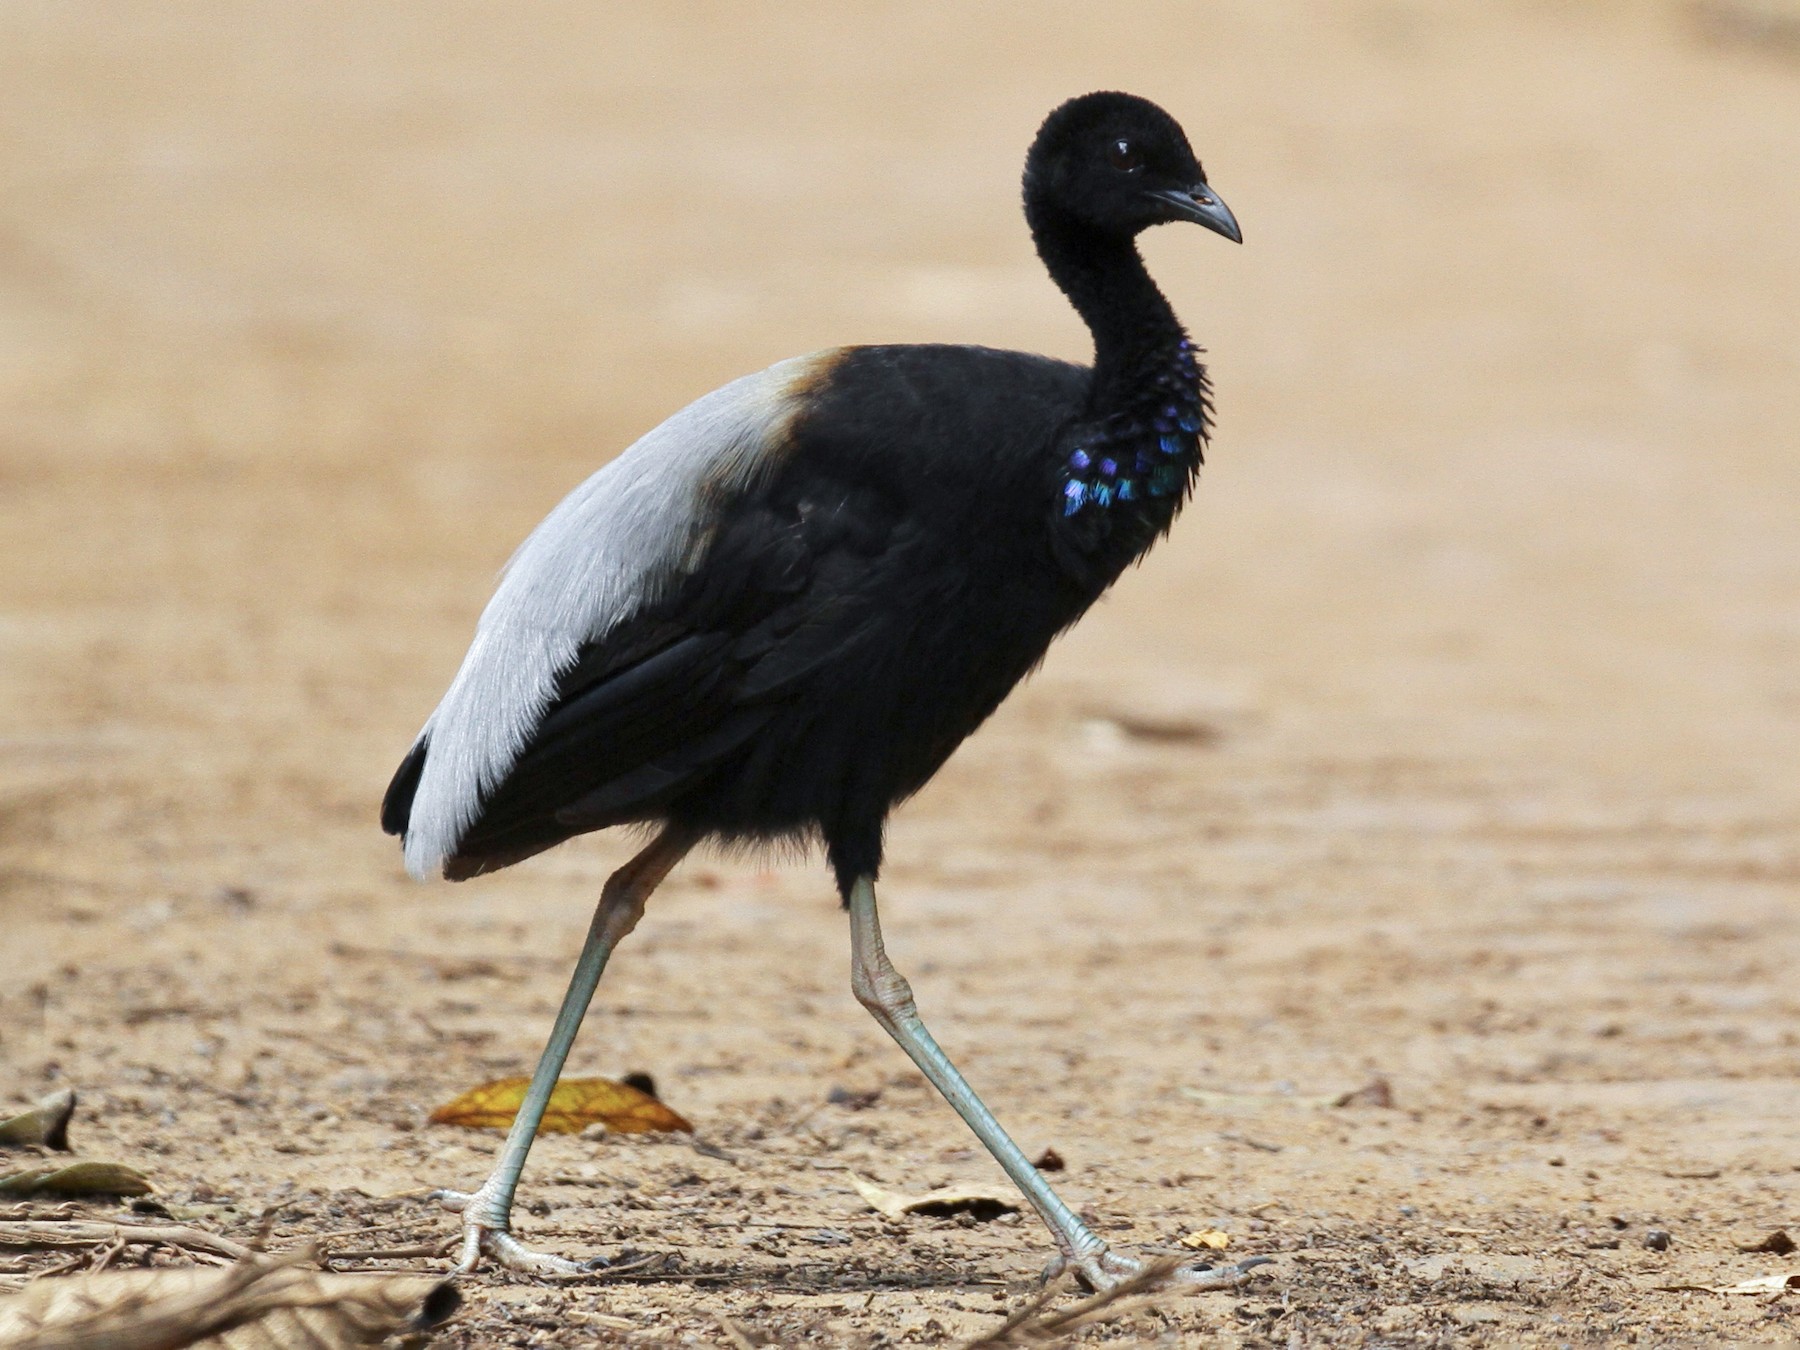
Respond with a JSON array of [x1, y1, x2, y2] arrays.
[[1153, 184, 1243, 244]]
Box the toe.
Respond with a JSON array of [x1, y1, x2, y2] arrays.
[[482, 1229, 585, 1277], [1173, 1255, 1273, 1289]]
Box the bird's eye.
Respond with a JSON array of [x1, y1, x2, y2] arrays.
[[1107, 139, 1143, 172]]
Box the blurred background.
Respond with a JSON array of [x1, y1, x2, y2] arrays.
[[2, 3, 1798, 1341], [4, 2, 1796, 806]]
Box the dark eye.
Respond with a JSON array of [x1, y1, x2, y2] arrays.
[[1107, 139, 1143, 172]]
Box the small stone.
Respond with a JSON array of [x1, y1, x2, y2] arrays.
[[1643, 1228, 1673, 1251]]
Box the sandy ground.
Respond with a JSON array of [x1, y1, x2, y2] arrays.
[[3, 3, 1799, 1345]]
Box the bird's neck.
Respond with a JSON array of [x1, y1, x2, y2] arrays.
[[1029, 208, 1188, 415], [1029, 203, 1209, 558]]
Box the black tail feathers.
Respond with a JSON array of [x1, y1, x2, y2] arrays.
[[381, 736, 428, 837]]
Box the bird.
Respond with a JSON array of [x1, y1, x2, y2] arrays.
[[382, 90, 1248, 1292]]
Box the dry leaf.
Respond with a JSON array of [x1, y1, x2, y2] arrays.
[[0, 1162, 153, 1197], [1179, 1229, 1231, 1251], [848, 1171, 1019, 1221], [1089, 711, 1222, 746], [428, 1076, 691, 1135], [0, 1090, 76, 1151], [1179, 1086, 1340, 1110], [0, 1257, 458, 1349], [1711, 1272, 1800, 1295]]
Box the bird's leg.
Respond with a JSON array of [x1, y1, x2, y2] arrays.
[[847, 875, 1264, 1294], [434, 826, 695, 1276]]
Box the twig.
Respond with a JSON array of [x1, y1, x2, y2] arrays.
[[3, 1205, 80, 1223], [320, 1242, 454, 1264], [576, 1251, 673, 1279], [308, 1216, 434, 1243], [1218, 1131, 1283, 1153], [0, 1222, 253, 1265], [961, 1274, 1067, 1346], [959, 1257, 1196, 1348]]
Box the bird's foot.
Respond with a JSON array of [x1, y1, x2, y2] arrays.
[[433, 1182, 591, 1277], [1045, 1245, 1273, 1295]]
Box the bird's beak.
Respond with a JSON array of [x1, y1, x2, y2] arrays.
[[1152, 184, 1243, 244]]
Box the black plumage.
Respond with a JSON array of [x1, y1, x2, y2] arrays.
[[386, 239, 1224, 893], [382, 91, 1247, 1287]]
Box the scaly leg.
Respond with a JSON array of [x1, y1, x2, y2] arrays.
[[434, 826, 695, 1275], [847, 875, 1265, 1293]]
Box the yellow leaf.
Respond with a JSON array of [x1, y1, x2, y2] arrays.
[[1179, 1228, 1231, 1251], [428, 1076, 691, 1135]]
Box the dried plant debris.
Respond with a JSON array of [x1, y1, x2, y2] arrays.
[[0, 1091, 76, 1151], [958, 1256, 1195, 1347], [427, 1075, 692, 1135], [0, 1219, 253, 1265], [1180, 1079, 1393, 1111], [0, 1251, 459, 1349], [1657, 1272, 1800, 1296], [1089, 711, 1223, 746], [1332, 1077, 1394, 1109], [847, 1172, 1019, 1222], [1738, 1229, 1797, 1256], [0, 1162, 153, 1199]]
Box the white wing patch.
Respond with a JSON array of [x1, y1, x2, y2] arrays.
[[402, 351, 837, 879]]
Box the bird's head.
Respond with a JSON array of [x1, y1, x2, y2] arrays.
[[1023, 91, 1241, 245]]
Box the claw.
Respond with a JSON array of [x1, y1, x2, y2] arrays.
[[431, 1187, 473, 1214], [473, 1228, 587, 1278], [433, 1182, 586, 1277]]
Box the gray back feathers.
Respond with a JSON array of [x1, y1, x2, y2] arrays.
[[402, 351, 834, 878]]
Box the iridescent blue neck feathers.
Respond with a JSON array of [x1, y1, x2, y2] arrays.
[[1061, 336, 1206, 517]]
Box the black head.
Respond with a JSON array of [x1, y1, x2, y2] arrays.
[[1023, 91, 1241, 244]]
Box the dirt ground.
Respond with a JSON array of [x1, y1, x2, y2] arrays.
[[3, 3, 1799, 1345]]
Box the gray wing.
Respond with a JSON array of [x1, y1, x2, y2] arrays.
[[394, 350, 840, 879]]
